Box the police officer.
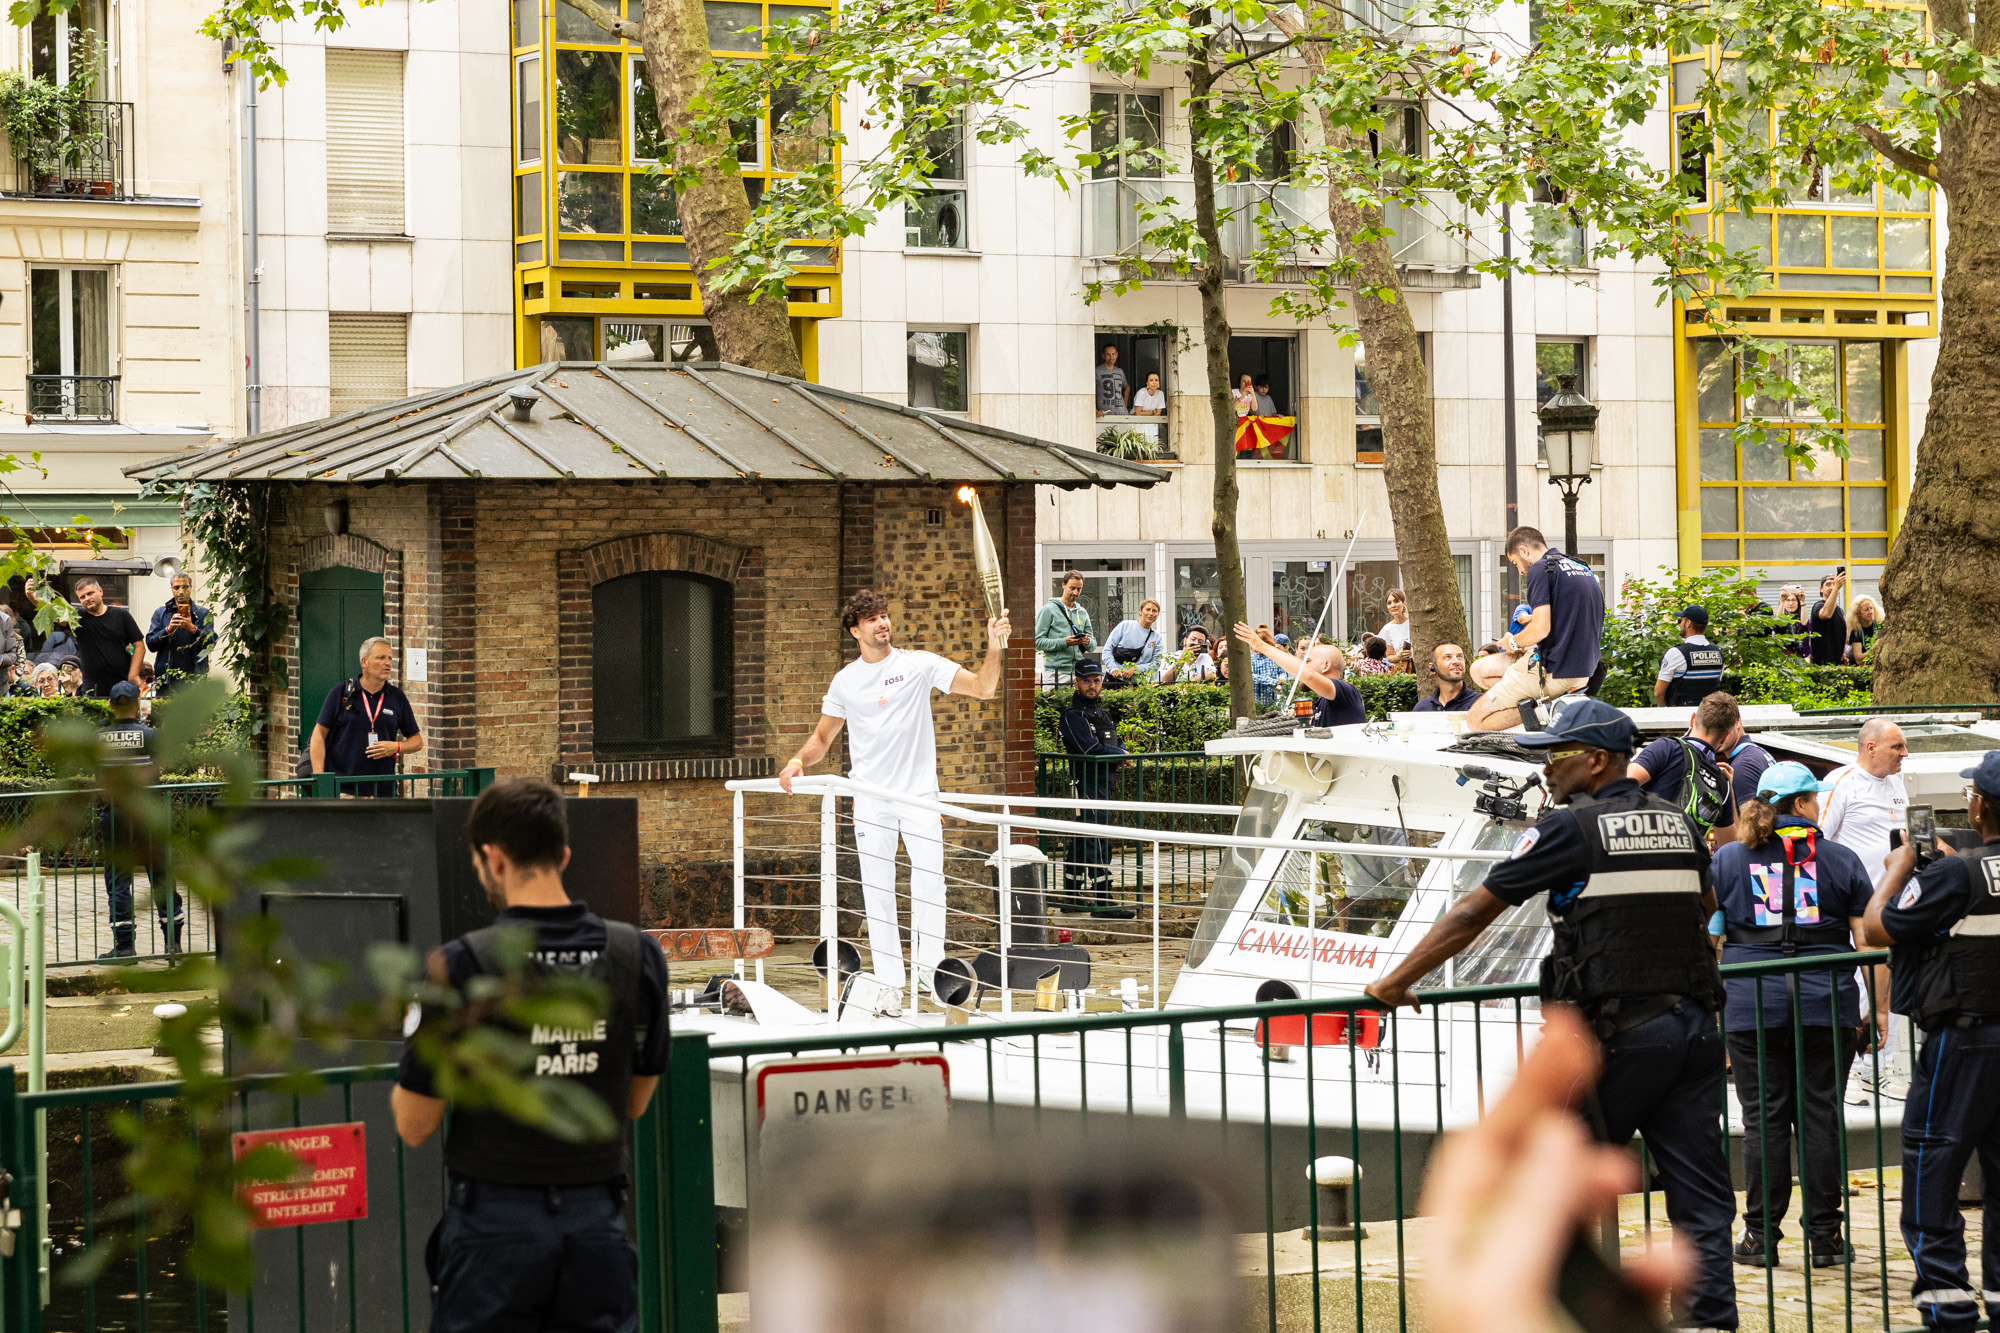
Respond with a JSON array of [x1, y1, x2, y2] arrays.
[[1859, 752, 2000, 1333], [1368, 699, 1737, 1332], [391, 777, 672, 1333], [97, 680, 181, 958], [1656, 605, 1726, 707], [1057, 658, 1131, 917]]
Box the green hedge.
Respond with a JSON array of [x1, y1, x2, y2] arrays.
[[1037, 666, 1874, 753], [0, 693, 260, 784]]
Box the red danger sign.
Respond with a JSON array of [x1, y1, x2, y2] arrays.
[[232, 1122, 368, 1229]]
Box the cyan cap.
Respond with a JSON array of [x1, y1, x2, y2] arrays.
[[1680, 605, 1709, 628], [1758, 760, 1831, 803], [1513, 697, 1640, 753], [1962, 751, 2000, 799], [1073, 657, 1104, 679], [107, 681, 140, 704]]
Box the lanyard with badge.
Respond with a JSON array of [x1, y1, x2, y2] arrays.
[[362, 687, 390, 749]]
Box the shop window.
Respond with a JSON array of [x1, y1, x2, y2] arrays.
[[593, 571, 733, 757], [907, 330, 967, 411], [1348, 554, 1473, 644], [1353, 334, 1428, 463], [1045, 559, 1149, 644]]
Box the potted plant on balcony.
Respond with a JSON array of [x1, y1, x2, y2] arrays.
[[1096, 424, 1166, 460], [0, 35, 105, 198]]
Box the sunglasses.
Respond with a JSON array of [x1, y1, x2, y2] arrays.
[[1541, 746, 1593, 765]]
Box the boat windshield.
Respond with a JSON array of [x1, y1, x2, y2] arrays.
[[1187, 783, 1287, 969], [1255, 820, 1444, 939], [1418, 817, 1550, 994]]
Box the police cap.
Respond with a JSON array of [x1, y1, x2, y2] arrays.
[[1074, 657, 1104, 679], [108, 681, 140, 704], [1513, 697, 1639, 754], [1962, 751, 2000, 800]]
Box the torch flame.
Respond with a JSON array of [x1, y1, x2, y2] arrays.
[[956, 485, 976, 504]]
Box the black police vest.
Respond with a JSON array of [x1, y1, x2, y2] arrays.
[[444, 920, 643, 1185], [1898, 842, 2000, 1030], [1663, 642, 1725, 707], [1539, 792, 1724, 1016], [1063, 700, 1122, 795]]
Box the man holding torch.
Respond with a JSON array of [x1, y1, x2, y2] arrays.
[[781, 588, 1010, 1003]]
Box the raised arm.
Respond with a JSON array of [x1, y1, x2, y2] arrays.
[[1232, 623, 1335, 700], [950, 613, 1012, 700]]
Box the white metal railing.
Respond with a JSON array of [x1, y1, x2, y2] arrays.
[[726, 774, 1497, 1020]]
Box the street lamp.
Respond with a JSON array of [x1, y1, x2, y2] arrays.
[[1539, 374, 1598, 555]]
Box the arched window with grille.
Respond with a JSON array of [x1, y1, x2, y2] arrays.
[[591, 570, 733, 756]]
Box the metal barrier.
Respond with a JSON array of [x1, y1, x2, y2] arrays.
[[0, 769, 494, 966], [0, 951, 1928, 1333], [1033, 751, 1239, 906]]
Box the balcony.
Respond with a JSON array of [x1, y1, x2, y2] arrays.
[[1082, 178, 1478, 288], [3, 101, 134, 201], [28, 374, 118, 423]]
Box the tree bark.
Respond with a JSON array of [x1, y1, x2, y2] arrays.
[[1281, 11, 1469, 672], [1187, 33, 1259, 725], [1874, 81, 2000, 703], [618, 0, 804, 377]]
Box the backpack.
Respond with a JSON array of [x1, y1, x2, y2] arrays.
[[1674, 736, 1734, 832], [293, 678, 361, 778]]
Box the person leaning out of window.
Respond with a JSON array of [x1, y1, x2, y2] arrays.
[[1709, 760, 1885, 1268]]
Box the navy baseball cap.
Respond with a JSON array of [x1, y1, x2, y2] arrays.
[[108, 681, 139, 703], [1680, 605, 1709, 628], [1962, 752, 2000, 799], [1074, 658, 1104, 679], [1513, 697, 1640, 753]]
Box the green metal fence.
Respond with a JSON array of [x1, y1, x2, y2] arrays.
[[1033, 751, 1240, 906], [0, 949, 1931, 1333], [0, 769, 495, 966]]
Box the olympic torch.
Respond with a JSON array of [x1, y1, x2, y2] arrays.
[[957, 485, 1007, 641]]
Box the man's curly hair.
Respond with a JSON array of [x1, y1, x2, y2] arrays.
[[841, 589, 891, 632]]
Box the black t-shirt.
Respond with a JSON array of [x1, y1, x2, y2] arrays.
[[75, 606, 143, 695], [1848, 621, 1879, 659], [1312, 679, 1367, 727], [315, 680, 421, 776], [397, 901, 672, 1099], [1412, 686, 1481, 713], [1807, 599, 1848, 665], [1524, 549, 1604, 680]]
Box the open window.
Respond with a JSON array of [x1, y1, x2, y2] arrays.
[[1229, 334, 1300, 461], [1093, 328, 1173, 459], [1255, 819, 1444, 939]]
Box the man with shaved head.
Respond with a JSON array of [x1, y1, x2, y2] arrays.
[[1823, 716, 1911, 1101], [1234, 625, 1366, 726]]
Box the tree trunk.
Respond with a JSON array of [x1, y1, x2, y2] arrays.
[[1874, 85, 2000, 704], [1283, 12, 1468, 673], [1187, 38, 1259, 725], [635, 0, 804, 376]]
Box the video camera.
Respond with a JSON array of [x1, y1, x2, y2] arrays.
[[1454, 764, 1543, 822]]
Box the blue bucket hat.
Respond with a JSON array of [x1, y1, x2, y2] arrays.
[[1758, 760, 1832, 803], [1512, 698, 1640, 753]]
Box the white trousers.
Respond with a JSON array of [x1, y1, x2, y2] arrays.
[[850, 796, 947, 989]]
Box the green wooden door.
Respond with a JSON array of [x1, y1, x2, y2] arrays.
[[298, 566, 385, 750]]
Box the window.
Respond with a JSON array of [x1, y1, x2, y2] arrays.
[[1045, 559, 1148, 643], [1353, 333, 1428, 462], [1230, 334, 1299, 460], [1256, 820, 1444, 938], [541, 316, 596, 361], [325, 50, 406, 235], [1694, 337, 1889, 570], [328, 313, 409, 415], [905, 86, 968, 249], [1346, 554, 1473, 643], [592, 570, 733, 757], [27, 265, 114, 422], [907, 330, 967, 411], [1417, 820, 1552, 991], [1534, 338, 1588, 463], [1530, 179, 1587, 268], [1089, 90, 1164, 180], [517, 55, 542, 164], [1092, 328, 1172, 458], [31, 0, 105, 94], [1174, 558, 1224, 644]]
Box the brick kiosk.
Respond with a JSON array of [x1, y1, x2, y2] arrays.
[[128, 361, 1164, 927]]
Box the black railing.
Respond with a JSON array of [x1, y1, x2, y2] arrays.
[[7, 100, 134, 200], [26, 374, 117, 422]]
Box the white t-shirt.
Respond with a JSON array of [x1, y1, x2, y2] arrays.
[[821, 648, 963, 796], [1377, 619, 1411, 653], [1656, 634, 1710, 682], [1820, 763, 1911, 888], [1133, 386, 1166, 412]]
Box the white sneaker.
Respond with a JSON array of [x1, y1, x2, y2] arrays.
[[1847, 1069, 1907, 1104]]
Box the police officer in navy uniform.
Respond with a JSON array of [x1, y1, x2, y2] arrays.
[[1057, 657, 1132, 917], [392, 777, 671, 1333], [97, 680, 182, 958], [1368, 700, 1738, 1332], [1860, 752, 2000, 1333], [1656, 605, 1726, 708]]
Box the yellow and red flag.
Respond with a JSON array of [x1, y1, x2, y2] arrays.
[[1234, 414, 1296, 458]]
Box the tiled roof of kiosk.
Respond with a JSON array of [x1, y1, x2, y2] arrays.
[[125, 362, 1168, 488]]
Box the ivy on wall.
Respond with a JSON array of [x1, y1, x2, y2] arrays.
[[146, 481, 289, 702]]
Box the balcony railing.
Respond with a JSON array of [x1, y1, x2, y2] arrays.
[[4, 101, 135, 201], [1082, 177, 1475, 277], [27, 374, 118, 423]]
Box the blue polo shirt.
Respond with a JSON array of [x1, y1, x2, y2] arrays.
[[1524, 549, 1604, 680], [1412, 687, 1481, 713], [315, 679, 420, 778]]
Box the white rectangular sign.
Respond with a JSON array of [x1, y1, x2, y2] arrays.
[[404, 647, 428, 682], [755, 1054, 949, 1164]]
